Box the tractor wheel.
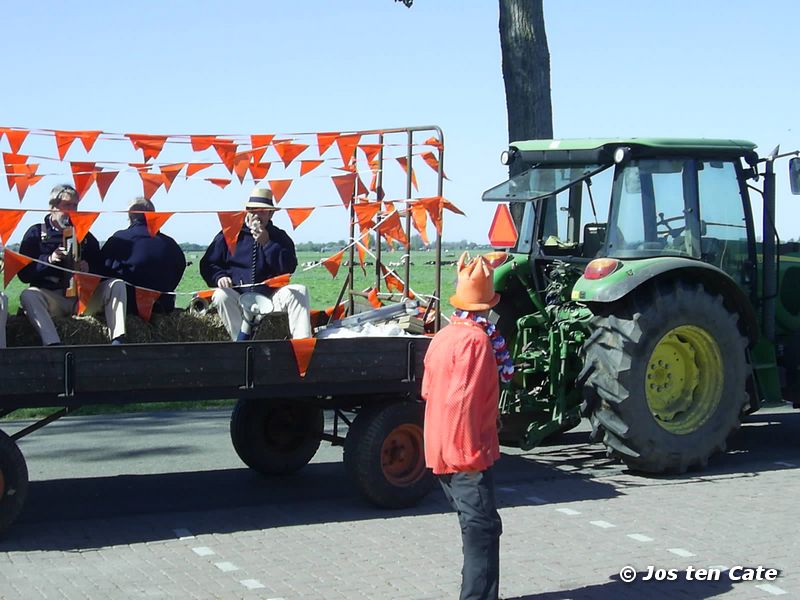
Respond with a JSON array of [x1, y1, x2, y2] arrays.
[[343, 401, 433, 508], [230, 399, 324, 475], [581, 281, 749, 473], [0, 430, 28, 534]]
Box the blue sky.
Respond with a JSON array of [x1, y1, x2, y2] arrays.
[[1, 1, 798, 245]]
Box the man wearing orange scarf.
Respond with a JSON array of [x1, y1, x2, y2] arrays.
[[422, 252, 508, 600]]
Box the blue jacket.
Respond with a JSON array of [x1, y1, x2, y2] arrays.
[[100, 222, 186, 315], [18, 216, 102, 291], [199, 222, 297, 295]]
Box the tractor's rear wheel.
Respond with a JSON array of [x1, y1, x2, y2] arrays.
[[581, 282, 749, 473], [0, 430, 28, 535]]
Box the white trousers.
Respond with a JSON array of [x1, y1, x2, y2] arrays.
[[19, 279, 128, 345], [0, 292, 7, 349], [212, 284, 312, 340]]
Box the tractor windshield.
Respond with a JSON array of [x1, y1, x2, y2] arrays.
[[483, 163, 610, 202]]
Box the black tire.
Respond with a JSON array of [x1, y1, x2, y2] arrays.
[[230, 399, 323, 475], [581, 281, 749, 473], [0, 430, 28, 535], [343, 401, 433, 508]]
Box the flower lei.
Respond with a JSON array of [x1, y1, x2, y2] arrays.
[[454, 310, 515, 383]]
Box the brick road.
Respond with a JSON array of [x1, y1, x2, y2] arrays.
[[0, 404, 798, 599]]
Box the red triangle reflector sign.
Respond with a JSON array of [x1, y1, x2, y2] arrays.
[[488, 203, 518, 248]]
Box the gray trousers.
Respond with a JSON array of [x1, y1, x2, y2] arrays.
[[0, 292, 7, 349], [212, 284, 312, 340]]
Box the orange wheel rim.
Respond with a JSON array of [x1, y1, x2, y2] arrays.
[[380, 424, 426, 486]]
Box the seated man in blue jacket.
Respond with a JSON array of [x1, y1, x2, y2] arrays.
[[101, 197, 186, 317], [200, 188, 312, 339]]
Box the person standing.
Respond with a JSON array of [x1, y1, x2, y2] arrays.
[[0, 291, 7, 348], [421, 252, 513, 600]]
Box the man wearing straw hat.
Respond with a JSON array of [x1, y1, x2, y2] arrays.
[[200, 187, 312, 339], [421, 252, 513, 600]]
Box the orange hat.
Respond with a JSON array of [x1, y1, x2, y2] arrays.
[[449, 252, 500, 311]]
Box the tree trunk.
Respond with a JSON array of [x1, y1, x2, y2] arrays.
[[499, 0, 553, 143]]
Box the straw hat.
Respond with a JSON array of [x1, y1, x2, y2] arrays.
[[449, 252, 500, 311], [245, 187, 274, 209]]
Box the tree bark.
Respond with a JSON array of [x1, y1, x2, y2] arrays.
[[499, 0, 553, 143]]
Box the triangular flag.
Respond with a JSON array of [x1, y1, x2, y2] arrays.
[[316, 132, 339, 156], [2, 249, 32, 287], [376, 210, 408, 246], [357, 232, 369, 275], [94, 169, 118, 201], [359, 144, 382, 163], [442, 198, 464, 215], [206, 177, 232, 189], [410, 203, 430, 245], [299, 160, 323, 176], [1, 128, 29, 154], [381, 265, 407, 295], [10, 163, 42, 202], [267, 179, 293, 203], [232, 155, 250, 183], [54, 131, 79, 160], [212, 139, 238, 173], [249, 161, 271, 182], [353, 203, 380, 232], [144, 211, 174, 236], [264, 273, 291, 288], [68, 211, 100, 243], [322, 249, 345, 278], [218, 211, 246, 254], [191, 135, 216, 151], [77, 130, 102, 152], [186, 162, 213, 176], [75, 273, 102, 315], [421, 151, 448, 179], [139, 171, 165, 199], [331, 173, 356, 209], [290, 337, 317, 377], [70, 161, 96, 198], [285, 207, 314, 230], [134, 287, 162, 322], [396, 157, 419, 191], [196, 289, 215, 301], [126, 134, 168, 161], [421, 196, 444, 234], [250, 134, 275, 156], [336, 133, 361, 166], [367, 287, 383, 309], [274, 142, 308, 167], [160, 163, 185, 190], [0, 209, 25, 244], [488, 203, 519, 248], [3, 152, 28, 190], [424, 136, 443, 150]]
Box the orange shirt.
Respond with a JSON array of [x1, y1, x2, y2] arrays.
[[421, 317, 500, 475]]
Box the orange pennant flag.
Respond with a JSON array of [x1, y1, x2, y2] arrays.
[[67, 211, 100, 243], [381, 265, 409, 295], [217, 210, 246, 254], [0, 209, 25, 244], [268, 179, 293, 203], [299, 160, 323, 176], [285, 207, 314, 230], [54, 130, 102, 159], [3, 152, 28, 190], [139, 171, 165, 199], [160, 163, 185, 190], [206, 177, 232, 189], [233, 154, 251, 184], [353, 202, 379, 232], [75, 273, 102, 315], [186, 162, 213, 176], [442, 198, 465, 215], [76, 130, 102, 152], [250, 134, 275, 155], [126, 134, 168, 161], [2, 249, 32, 287], [357, 232, 370, 275], [424, 136, 443, 151], [376, 210, 408, 246], [144, 211, 174, 236], [359, 144, 382, 163], [196, 289, 215, 301], [336, 133, 361, 166], [134, 287, 162, 322], [10, 163, 43, 202], [212, 139, 238, 173], [264, 273, 291, 288], [331, 173, 356, 209], [322, 249, 345, 278], [421, 151, 448, 179], [191, 135, 216, 151], [70, 161, 96, 198], [93, 169, 118, 202], [421, 196, 445, 234], [249, 161, 271, 182], [1, 128, 29, 154], [316, 132, 339, 156], [274, 142, 308, 167], [396, 157, 419, 191], [410, 204, 430, 245], [367, 287, 383, 309], [290, 337, 317, 377]]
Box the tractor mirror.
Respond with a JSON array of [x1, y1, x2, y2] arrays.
[[789, 157, 800, 195]]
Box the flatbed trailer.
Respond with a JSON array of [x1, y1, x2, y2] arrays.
[[0, 336, 432, 534]]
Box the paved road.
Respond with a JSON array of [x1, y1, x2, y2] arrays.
[[0, 404, 798, 599]]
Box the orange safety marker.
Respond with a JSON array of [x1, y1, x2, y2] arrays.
[[487, 203, 518, 248]]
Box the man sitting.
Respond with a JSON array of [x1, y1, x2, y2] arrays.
[[200, 188, 312, 339]]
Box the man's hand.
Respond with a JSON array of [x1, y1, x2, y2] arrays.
[[217, 276, 233, 288], [253, 227, 269, 245], [49, 247, 68, 264]]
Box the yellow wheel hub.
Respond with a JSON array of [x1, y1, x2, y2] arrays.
[[646, 325, 723, 434]]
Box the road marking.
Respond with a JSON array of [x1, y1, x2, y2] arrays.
[[240, 579, 266, 590], [773, 461, 796, 468], [668, 548, 696, 558], [556, 508, 581, 515], [192, 547, 215, 557], [590, 520, 615, 529], [173, 528, 194, 540], [215, 562, 240, 572], [627, 533, 653, 542], [756, 583, 787, 596], [498, 487, 517, 492], [525, 496, 547, 504]]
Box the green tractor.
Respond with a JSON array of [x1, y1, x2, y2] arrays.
[[482, 138, 800, 473]]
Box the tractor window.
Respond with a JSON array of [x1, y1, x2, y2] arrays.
[[697, 161, 749, 283]]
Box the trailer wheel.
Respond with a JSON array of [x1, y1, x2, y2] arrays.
[[230, 399, 323, 475], [582, 281, 749, 473], [344, 401, 433, 508], [0, 430, 28, 534]]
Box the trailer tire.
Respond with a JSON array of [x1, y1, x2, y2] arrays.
[[582, 281, 749, 473], [0, 430, 28, 535], [344, 401, 433, 508], [230, 399, 323, 475]]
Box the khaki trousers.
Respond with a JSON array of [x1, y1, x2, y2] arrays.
[[20, 279, 127, 345], [212, 284, 312, 340], [0, 292, 7, 348]]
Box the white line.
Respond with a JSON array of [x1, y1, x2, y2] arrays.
[[556, 508, 581, 516], [173, 528, 194, 540], [498, 487, 517, 493], [556, 464, 578, 471], [627, 533, 653, 542], [773, 461, 796, 468], [240, 579, 266, 590], [192, 547, 215, 557], [668, 548, 696, 558], [525, 496, 547, 505], [215, 562, 240, 572], [590, 520, 616, 529], [756, 583, 788, 596]]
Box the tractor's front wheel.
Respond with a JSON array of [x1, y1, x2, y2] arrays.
[[0, 430, 28, 535], [582, 282, 749, 473]]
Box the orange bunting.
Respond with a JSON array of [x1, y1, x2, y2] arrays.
[[353, 202, 379, 232], [70, 161, 97, 198], [134, 287, 162, 322], [75, 273, 102, 315], [10, 163, 43, 201], [0, 128, 29, 154], [331, 173, 356, 209], [0, 209, 25, 244], [144, 211, 174, 237], [396, 157, 419, 191], [250, 134, 275, 155], [54, 130, 102, 159], [424, 136, 443, 150], [324, 302, 346, 321], [299, 160, 323, 176], [264, 273, 291, 288], [206, 177, 232, 189], [67, 211, 100, 243], [190, 135, 216, 151], [285, 207, 314, 230], [139, 171, 165, 199], [367, 287, 383, 309], [357, 232, 370, 275], [233, 155, 250, 184], [336, 133, 361, 166], [376, 210, 408, 246], [249, 161, 271, 182], [274, 142, 308, 167], [316, 132, 339, 156], [442, 198, 464, 215], [410, 203, 430, 245], [381, 265, 407, 294], [160, 163, 185, 190], [94, 169, 118, 201], [3, 152, 28, 190], [322, 249, 345, 278], [290, 337, 317, 377], [186, 162, 213, 176], [421, 151, 448, 179], [196, 289, 215, 301], [420, 196, 444, 234], [268, 179, 292, 203], [217, 211, 246, 254], [359, 144, 382, 163], [126, 133, 168, 161], [212, 139, 238, 172], [2, 249, 32, 287]]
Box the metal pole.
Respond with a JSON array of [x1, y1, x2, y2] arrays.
[[435, 128, 445, 331], [347, 147, 357, 315], [375, 133, 385, 293], [763, 159, 777, 342], [403, 130, 413, 299]]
